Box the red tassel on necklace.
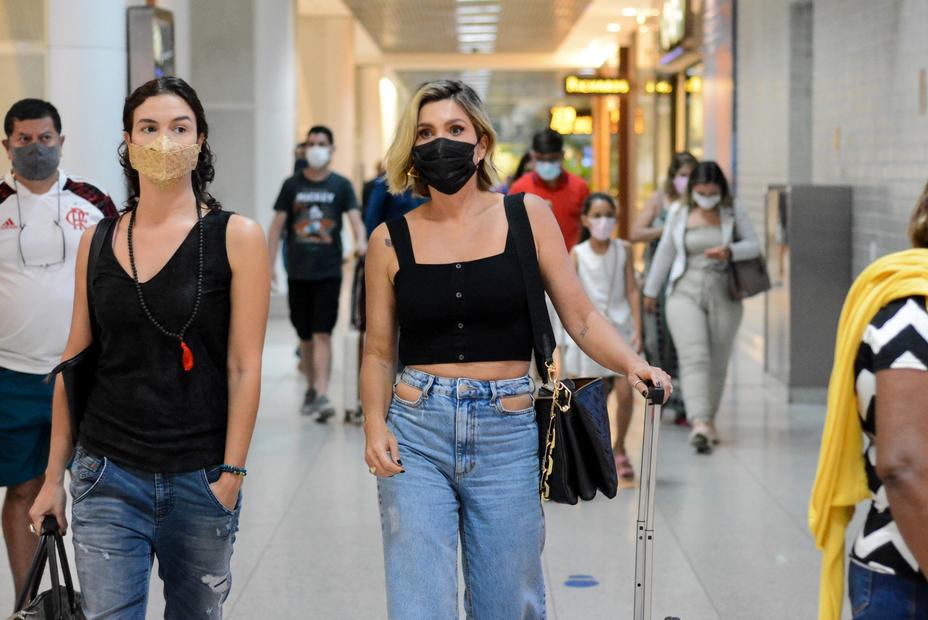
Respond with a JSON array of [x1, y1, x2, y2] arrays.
[[180, 340, 194, 372]]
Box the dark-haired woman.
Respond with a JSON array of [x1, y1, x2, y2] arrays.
[[29, 77, 269, 618], [643, 161, 759, 454], [631, 152, 698, 421]]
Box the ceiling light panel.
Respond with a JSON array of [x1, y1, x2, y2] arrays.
[[343, 1, 592, 54]]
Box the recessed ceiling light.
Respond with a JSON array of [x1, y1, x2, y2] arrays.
[[621, 7, 637, 17], [456, 4, 502, 15], [607, 22, 621, 32], [456, 14, 500, 24], [456, 24, 498, 34], [457, 33, 497, 43]]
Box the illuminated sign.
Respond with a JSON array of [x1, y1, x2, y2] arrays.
[[645, 80, 674, 94], [549, 106, 594, 135], [660, 0, 686, 51], [564, 75, 630, 95], [572, 116, 593, 135], [685, 76, 702, 94]]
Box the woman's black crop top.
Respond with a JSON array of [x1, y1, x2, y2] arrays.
[[386, 214, 533, 366]]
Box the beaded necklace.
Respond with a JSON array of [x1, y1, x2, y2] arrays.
[[127, 204, 204, 372]]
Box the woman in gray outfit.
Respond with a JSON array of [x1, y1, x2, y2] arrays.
[[643, 162, 760, 453]]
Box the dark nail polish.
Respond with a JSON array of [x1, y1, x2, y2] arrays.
[[396, 459, 403, 466]]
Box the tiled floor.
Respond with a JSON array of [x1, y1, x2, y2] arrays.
[[0, 295, 855, 619]]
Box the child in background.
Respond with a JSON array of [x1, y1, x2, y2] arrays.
[[562, 193, 642, 479]]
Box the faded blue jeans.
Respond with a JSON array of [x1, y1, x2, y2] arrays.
[[849, 561, 928, 619], [377, 367, 545, 619], [69, 445, 241, 620]]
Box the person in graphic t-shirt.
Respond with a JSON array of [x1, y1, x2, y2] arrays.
[[268, 125, 367, 422], [0, 98, 116, 600]]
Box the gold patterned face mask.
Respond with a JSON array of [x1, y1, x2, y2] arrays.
[[128, 134, 201, 189]]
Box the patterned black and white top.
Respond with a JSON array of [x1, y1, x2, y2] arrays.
[[851, 295, 928, 580]]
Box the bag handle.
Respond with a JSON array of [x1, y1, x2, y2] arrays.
[[86, 216, 115, 341], [504, 193, 556, 383], [47, 215, 113, 381], [14, 515, 79, 614]]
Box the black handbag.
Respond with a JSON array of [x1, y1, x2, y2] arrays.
[[46, 217, 115, 441], [727, 217, 771, 300], [8, 517, 84, 620], [504, 194, 618, 505]]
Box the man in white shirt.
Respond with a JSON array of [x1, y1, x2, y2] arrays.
[[0, 98, 116, 598]]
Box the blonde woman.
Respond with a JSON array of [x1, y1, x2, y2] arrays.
[[360, 79, 671, 619]]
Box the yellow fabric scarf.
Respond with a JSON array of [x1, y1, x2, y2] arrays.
[[809, 248, 928, 620]]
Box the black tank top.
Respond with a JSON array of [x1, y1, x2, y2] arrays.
[[387, 211, 532, 367], [80, 209, 233, 473]]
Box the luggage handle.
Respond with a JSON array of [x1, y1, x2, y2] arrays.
[[634, 381, 666, 620]]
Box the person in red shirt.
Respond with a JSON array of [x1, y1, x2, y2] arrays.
[[508, 128, 590, 251]]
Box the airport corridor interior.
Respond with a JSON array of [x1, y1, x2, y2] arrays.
[[0, 289, 839, 619]]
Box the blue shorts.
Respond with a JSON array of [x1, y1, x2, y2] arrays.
[[0, 367, 54, 487]]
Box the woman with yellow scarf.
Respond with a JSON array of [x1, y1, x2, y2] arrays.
[[810, 187, 928, 619]]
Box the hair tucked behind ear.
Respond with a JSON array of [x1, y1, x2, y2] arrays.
[[910, 181, 928, 248]]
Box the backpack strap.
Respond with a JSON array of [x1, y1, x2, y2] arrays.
[[385, 216, 416, 270], [504, 193, 556, 383]]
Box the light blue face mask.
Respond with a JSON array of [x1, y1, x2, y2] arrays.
[[535, 160, 562, 182]]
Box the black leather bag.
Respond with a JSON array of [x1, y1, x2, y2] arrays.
[[46, 217, 114, 441], [728, 256, 771, 300], [504, 194, 618, 505], [8, 517, 84, 620], [727, 221, 771, 300]]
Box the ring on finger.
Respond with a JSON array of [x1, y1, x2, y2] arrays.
[[28, 523, 35, 535], [368, 466, 377, 475]]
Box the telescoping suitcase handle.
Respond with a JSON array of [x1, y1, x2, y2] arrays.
[[633, 382, 681, 620]]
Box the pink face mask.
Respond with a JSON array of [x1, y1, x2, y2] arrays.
[[588, 216, 617, 241], [673, 174, 689, 195]]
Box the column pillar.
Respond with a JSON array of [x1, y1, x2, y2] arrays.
[[47, 0, 127, 203]]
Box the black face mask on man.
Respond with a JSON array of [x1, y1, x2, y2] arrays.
[[11, 143, 61, 181], [411, 137, 479, 195]]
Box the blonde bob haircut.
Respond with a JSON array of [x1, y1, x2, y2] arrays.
[[385, 79, 499, 197]]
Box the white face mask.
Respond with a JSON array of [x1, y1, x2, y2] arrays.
[[588, 216, 616, 241], [306, 145, 331, 169], [693, 193, 721, 210], [535, 160, 562, 182]]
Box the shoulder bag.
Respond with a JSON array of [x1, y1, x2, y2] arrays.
[[727, 213, 771, 300], [46, 216, 115, 441], [504, 194, 618, 505]]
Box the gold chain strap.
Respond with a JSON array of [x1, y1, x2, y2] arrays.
[[539, 361, 573, 501]]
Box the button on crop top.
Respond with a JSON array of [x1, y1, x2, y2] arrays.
[[386, 214, 533, 366]]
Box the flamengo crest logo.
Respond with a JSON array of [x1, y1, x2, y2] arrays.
[[1, 217, 15, 230], [65, 208, 88, 231]]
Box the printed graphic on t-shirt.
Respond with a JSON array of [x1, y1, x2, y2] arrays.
[[65, 207, 90, 231], [291, 191, 337, 245]]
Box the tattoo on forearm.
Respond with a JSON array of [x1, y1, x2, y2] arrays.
[[385, 238, 393, 248], [579, 323, 590, 339]]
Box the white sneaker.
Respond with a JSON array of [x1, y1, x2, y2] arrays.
[[689, 419, 713, 454], [706, 420, 720, 445]]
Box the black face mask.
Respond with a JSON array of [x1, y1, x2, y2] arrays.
[[411, 138, 478, 195]]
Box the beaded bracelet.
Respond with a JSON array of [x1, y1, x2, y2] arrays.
[[218, 464, 247, 477]]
